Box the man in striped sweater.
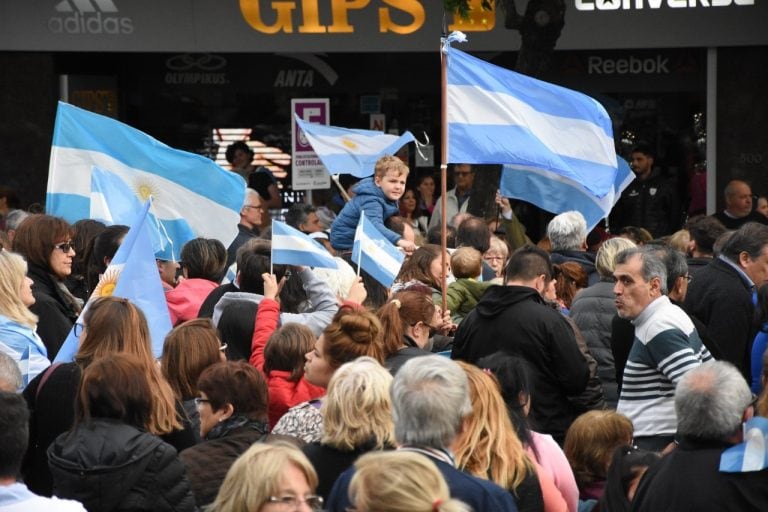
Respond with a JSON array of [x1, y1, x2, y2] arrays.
[[613, 247, 712, 451]]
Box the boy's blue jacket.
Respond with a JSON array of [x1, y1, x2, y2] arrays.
[[330, 177, 402, 250]]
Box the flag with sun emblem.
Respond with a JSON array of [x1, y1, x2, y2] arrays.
[[47, 101, 245, 261], [295, 114, 416, 178], [54, 200, 172, 362], [351, 212, 405, 288]]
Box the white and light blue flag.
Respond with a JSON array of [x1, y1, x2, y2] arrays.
[[352, 212, 405, 288], [500, 156, 634, 232], [445, 43, 618, 198], [272, 220, 338, 270], [90, 165, 167, 254], [295, 115, 416, 178], [54, 200, 173, 362], [47, 101, 245, 261], [721, 416, 768, 473]]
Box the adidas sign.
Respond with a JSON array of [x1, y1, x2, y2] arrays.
[[48, 0, 133, 35]]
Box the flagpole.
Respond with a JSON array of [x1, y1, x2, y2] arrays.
[[439, 32, 449, 316], [270, 220, 274, 275], [356, 214, 363, 278]]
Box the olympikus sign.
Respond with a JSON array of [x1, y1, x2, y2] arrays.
[[575, 0, 753, 10]]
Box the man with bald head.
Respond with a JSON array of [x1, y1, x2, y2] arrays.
[[712, 179, 768, 230]]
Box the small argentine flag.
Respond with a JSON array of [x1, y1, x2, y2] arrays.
[[352, 212, 405, 288], [271, 221, 338, 270], [295, 114, 416, 178], [720, 416, 768, 473]]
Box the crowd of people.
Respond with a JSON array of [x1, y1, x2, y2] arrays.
[[2, 147, 768, 512]]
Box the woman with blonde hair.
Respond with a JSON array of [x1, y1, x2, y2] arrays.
[[303, 357, 395, 499], [0, 250, 49, 387], [161, 318, 225, 442], [484, 235, 510, 280], [23, 297, 191, 496], [454, 362, 568, 512], [210, 441, 323, 512], [569, 236, 637, 407], [349, 451, 470, 512]]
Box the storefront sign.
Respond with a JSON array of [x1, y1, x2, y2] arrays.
[[292, 99, 331, 191]]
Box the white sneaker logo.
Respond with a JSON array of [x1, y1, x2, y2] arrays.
[[49, 0, 133, 35]]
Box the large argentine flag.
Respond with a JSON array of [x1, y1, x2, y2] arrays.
[[272, 220, 338, 270], [446, 45, 618, 198], [500, 156, 634, 232], [55, 200, 173, 362], [48, 102, 245, 261], [352, 213, 405, 288], [295, 115, 416, 178]]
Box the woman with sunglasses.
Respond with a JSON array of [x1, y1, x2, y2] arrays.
[[13, 214, 81, 359], [377, 291, 438, 375]]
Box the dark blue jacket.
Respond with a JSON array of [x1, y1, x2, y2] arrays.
[[330, 177, 401, 250], [326, 451, 518, 511]]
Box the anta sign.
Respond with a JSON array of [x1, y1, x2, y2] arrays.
[[575, 0, 753, 10]]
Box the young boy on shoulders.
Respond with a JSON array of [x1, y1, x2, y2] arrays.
[[330, 155, 417, 254]]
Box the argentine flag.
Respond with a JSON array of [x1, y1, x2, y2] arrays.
[[272, 220, 338, 270], [90, 165, 168, 255], [721, 416, 768, 473], [54, 200, 173, 362], [500, 156, 635, 232], [47, 102, 245, 261], [295, 115, 416, 178], [446, 43, 618, 198], [352, 212, 405, 288]]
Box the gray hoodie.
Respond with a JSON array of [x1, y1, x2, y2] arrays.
[[212, 267, 338, 337]]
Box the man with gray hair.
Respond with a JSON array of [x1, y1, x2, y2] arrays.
[[633, 361, 768, 510], [614, 247, 712, 451], [0, 351, 22, 392], [326, 356, 518, 511], [685, 222, 768, 381], [547, 210, 599, 285], [3, 209, 29, 250], [225, 188, 262, 267]]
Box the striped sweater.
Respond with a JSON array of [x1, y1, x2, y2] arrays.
[[617, 296, 712, 437]]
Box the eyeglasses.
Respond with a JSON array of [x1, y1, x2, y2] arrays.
[[54, 241, 75, 253], [73, 323, 84, 337], [193, 397, 211, 407], [750, 393, 759, 410], [484, 256, 504, 261], [267, 495, 324, 511], [685, 274, 693, 283], [454, 171, 473, 177], [243, 204, 261, 210]]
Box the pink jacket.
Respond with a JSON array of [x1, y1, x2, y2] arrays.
[[165, 278, 218, 326]]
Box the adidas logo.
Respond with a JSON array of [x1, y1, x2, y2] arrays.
[[48, 0, 133, 35]]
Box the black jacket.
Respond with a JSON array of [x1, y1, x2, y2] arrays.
[[551, 250, 599, 286], [48, 419, 196, 512], [684, 257, 754, 381], [609, 170, 679, 237], [27, 263, 79, 359], [452, 285, 590, 438]]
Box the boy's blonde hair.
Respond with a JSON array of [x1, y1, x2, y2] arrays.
[[450, 247, 483, 279], [374, 155, 409, 179]]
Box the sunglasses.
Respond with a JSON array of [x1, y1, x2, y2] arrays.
[[54, 241, 75, 253]]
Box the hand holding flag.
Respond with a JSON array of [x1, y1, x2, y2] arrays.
[[352, 213, 405, 288]]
